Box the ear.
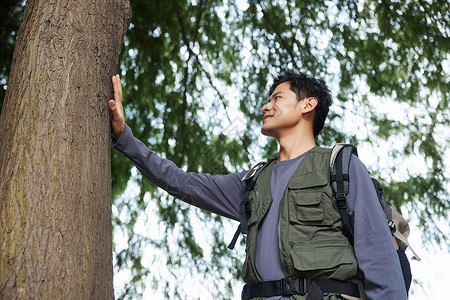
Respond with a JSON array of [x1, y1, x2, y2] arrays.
[[303, 97, 318, 114]]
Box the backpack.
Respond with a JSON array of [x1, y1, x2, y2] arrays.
[[228, 144, 420, 294], [330, 143, 420, 294]]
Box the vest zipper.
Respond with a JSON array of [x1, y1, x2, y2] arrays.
[[278, 221, 285, 275], [255, 189, 261, 219], [278, 197, 289, 277], [252, 188, 264, 282]]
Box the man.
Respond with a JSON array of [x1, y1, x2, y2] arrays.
[[109, 72, 407, 299]]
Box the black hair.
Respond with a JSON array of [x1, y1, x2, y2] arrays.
[[269, 72, 332, 138]]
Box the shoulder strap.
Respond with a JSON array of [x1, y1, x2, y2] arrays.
[[228, 159, 275, 250], [371, 178, 393, 221], [330, 144, 358, 242]]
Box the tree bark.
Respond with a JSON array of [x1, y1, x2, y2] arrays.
[[0, 0, 131, 298]]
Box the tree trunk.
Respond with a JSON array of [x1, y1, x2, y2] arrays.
[[0, 0, 131, 298]]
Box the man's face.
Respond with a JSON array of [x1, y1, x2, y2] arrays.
[[261, 81, 305, 138]]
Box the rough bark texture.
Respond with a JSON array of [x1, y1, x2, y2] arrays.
[[0, 0, 131, 298]]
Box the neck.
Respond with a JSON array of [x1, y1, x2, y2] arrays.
[[277, 130, 316, 162]]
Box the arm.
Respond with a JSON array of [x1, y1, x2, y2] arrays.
[[108, 75, 245, 220], [346, 155, 407, 300], [113, 124, 246, 220]]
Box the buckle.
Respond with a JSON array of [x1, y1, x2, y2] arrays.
[[335, 193, 347, 208], [241, 162, 266, 181], [281, 278, 308, 296], [335, 192, 346, 202], [388, 220, 396, 232]]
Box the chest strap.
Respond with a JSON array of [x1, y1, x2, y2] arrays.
[[241, 277, 360, 300]]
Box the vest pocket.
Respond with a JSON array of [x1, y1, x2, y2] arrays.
[[289, 238, 358, 280], [289, 189, 333, 225], [291, 191, 324, 223], [287, 172, 332, 225]]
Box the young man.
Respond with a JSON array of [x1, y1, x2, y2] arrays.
[[109, 72, 407, 299]]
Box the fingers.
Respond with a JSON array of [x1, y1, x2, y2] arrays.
[[109, 75, 125, 140], [110, 75, 124, 118], [117, 75, 122, 101], [108, 99, 117, 112], [109, 99, 121, 122], [109, 98, 124, 139], [112, 74, 122, 104]]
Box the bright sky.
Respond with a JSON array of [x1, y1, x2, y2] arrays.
[[407, 219, 449, 299]]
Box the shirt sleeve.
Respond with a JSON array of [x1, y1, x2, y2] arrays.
[[112, 124, 247, 221], [346, 155, 407, 300]]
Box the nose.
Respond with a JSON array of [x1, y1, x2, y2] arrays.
[[262, 102, 272, 113]]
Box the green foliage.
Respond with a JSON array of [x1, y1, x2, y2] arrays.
[[112, 1, 250, 298], [0, 1, 23, 110], [1, 0, 448, 298]]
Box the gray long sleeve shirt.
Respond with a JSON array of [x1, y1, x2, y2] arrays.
[[113, 124, 407, 300]]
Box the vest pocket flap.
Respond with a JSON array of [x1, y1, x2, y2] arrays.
[[295, 193, 321, 206], [290, 192, 325, 224], [288, 172, 328, 189], [290, 239, 358, 279]]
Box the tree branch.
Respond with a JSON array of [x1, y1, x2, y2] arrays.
[[172, 0, 196, 57], [380, 0, 427, 59], [140, 0, 162, 48], [256, 0, 301, 70], [172, 0, 254, 161], [417, 0, 449, 33], [192, 0, 207, 42]]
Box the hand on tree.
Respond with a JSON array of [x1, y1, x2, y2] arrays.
[[109, 74, 125, 140]]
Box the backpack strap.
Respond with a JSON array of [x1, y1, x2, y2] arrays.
[[228, 159, 275, 250], [371, 178, 393, 221], [330, 144, 358, 242]]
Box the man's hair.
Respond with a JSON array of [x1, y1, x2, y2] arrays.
[[269, 72, 332, 138]]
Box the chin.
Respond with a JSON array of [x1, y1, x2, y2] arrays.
[[261, 127, 273, 137], [261, 127, 267, 135]]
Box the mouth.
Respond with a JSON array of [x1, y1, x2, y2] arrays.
[[264, 115, 273, 120]]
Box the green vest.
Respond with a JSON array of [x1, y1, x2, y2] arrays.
[[242, 147, 358, 286]]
